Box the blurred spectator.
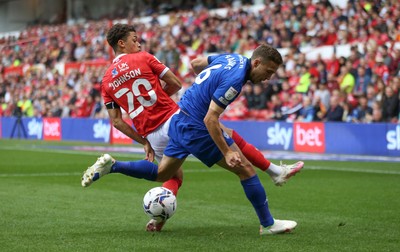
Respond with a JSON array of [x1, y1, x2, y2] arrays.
[[155, 39, 180, 69], [365, 85, 377, 108], [380, 45, 392, 68], [337, 65, 355, 94], [347, 95, 372, 123], [295, 65, 311, 94], [282, 93, 303, 122], [17, 92, 34, 117], [390, 49, 400, 75], [248, 84, 269, 120], [322, 95, 344, 122], [296, 96, 315, 122], [374, 78, 386, 103], [353, 65, 372, 96], [242, 82, 254, 108], [381, 86, 399, 122], [315, 61, 328, 85], [269, 94, 284, 121], [325, 72, 340, 92], [313, 82, 330, 111], [373, 55, 390, 85], [248, 84, 267, 110], [365, 101, 384, 123], [389, 76, 400, 97]]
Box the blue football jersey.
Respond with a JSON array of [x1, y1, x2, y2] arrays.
[[178, 54, 251, 126]]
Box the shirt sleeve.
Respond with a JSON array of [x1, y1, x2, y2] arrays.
[[101, 83, 113, 105], [146, 52, 169, 78], [211, 73, 242, 109], [208, 54, 228, 64]]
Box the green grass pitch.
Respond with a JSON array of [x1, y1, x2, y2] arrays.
[[0, 139, 399, 251]]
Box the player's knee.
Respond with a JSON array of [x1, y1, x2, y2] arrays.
[[237, 163, 256, 179], [156, 167, 177, 182], [155, 173, 171, 182]]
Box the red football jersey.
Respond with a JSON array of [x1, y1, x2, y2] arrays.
[[102, 52, 179, 137]]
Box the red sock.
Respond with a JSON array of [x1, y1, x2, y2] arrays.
[[162, 177, 183, 196], [232, 130, 270, 171]]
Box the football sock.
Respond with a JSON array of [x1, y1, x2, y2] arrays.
[[111, 160, 158, 181], [232, 130, 270, 171], [265, 163, 282, 177], [241, 175, 274, 227], [162, 177, 183, 196]]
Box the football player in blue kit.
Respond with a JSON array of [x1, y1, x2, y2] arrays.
[[83, 44, 304, 235]]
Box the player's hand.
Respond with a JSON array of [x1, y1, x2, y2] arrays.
[[225, 150, 242, 167], [143, 140, 155, 162]]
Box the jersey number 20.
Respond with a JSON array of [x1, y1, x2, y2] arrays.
[[114, 78, 157, 119]]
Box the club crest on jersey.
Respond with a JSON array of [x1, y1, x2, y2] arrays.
[[111, 68, 118, 78], [118, 62, 129, 72], [224, 87, 238, 101]]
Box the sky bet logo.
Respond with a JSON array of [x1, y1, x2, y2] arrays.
[[294, 122, 325, 153], [267, 123, 292, 150], [387, 125, 400, 150]]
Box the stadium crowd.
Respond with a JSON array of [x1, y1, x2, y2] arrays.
[[0, 0, 399, 123]]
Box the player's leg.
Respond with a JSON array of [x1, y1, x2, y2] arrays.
[[161, 169, 183, 196], [220, 124, 304, 186], [215, 143, 297, 235], [82, 154, 159, 187], [185, 128, 296, 235], [145, 126, 184, 232], [146, 170, 182, 232], [146, 123, 183, 196], [81, 153, 115, 187], [81, 153, 184, 232], [82, 115, 185, 190], [145, 155, 185, 232], [82, 153, 184, 187]]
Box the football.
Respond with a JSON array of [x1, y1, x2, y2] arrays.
[[143, 187, 177, 221]]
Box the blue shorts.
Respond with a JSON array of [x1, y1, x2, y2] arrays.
[[164, 112, 234, 167]]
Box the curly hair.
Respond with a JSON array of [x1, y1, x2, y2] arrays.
[[106, 23, 136, 52]]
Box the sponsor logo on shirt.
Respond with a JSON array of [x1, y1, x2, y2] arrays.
[[224, 87, 238, 101], [218, 97, 229, 105], [118, 62, 129, 72], [111, 67, 118, 78]]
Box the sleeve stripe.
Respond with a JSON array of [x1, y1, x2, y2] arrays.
[[159, 67, 169, 79]]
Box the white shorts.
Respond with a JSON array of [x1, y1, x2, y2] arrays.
[[146, 110, 179, 163]]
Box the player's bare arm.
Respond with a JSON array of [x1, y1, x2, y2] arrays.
[[160, 70, 182, 96], [107, 107, 155, 162], [204, 101, 241, 167], [219, 123, 233, 136], [190, 56, 209, 75]]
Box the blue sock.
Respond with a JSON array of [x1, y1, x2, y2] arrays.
[[110, 160, 158, 181], [241, 175, 274, 227]]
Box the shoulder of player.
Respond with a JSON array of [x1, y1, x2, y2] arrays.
[[122, 51, 148, 60]]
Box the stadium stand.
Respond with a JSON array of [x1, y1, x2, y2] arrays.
[[0, 0, 399, 122]]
